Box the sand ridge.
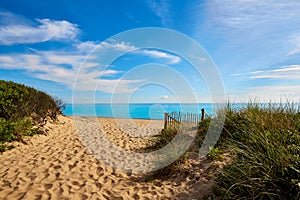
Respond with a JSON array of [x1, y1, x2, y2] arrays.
[[0, 116, 229, 199]]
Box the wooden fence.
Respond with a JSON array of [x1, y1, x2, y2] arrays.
[[164, 108, 205, 129]]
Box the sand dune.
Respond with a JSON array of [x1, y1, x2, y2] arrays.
[[0, 116, 229, 199]]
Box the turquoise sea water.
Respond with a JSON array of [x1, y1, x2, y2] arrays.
[[63, 103, 216, 120], [64, 103, 299, 120]]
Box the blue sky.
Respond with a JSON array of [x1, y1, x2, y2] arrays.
[[1, 0, 300, 103]]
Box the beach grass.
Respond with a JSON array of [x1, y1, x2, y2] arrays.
[[201, 102, 300, 199], [145, 101, 299, 199], [142, 128, 187, 180]]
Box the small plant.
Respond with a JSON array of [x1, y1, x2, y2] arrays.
[[0, 118, 16, 143], [145, 128, 177, 151], [0, 143, 14, 152], [207, 146, 222, 160], [0, 144, 6, 152]]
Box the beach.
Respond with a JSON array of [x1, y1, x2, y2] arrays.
[[0, 116, 228, 199]]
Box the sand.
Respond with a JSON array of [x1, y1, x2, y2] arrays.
[[0, 116, 230, 200]]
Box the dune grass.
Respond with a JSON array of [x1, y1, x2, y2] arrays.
[[143, 128, 189, 180], [146, 102, 299, 199], [205, 102, 300, 199]]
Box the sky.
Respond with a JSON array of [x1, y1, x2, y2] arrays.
[[1, 0, 300, 103]]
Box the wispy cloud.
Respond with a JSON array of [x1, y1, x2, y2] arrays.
[[0, 38, 182, 93], [75, 40, 181, 64], [228, 64, 300, 102], [0, 44, 142, 93], [245, 85, 300, 102], [205, 0, 300, 30], [0, 52, 79, 84], [75, 40, 134, 52], [75, 41, 99, 53], [227, 84, 300, 103], [288, 35, 300, 56], [0, 10, 182, 97], [0, 10, 32, 26], [138, 49, 181, 64], [100, 41, 137, 52], [146, 0, 172, 26], [246, 65, 300, 80], [197, 0, 300, 72], [0, 11, 79, 45]]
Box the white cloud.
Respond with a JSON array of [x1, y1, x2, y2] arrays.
[[138, 49, 181, 64], [0, 39, 182, 94], [39, 51, 84, 67], [227, 85, 300, 103], [0, 48, 141, 93], [75, 41, 99, 53], [75, 40, 137, 54], [0, 17, 79, 45], [205, 0, 300, 29], [247, 65, 300, 80], [100, 69, 121, 76], [0, 11, 32, 26], [160, 95, 168, 99], [246, 85, 300, 102], [0, 53, 75, 84], [272, 65, 300, 72], [0, 55, 15, 63], [0, 10, 179, 95], [196, 0, 300, 72], [146, 0, 172, 26], [76, 40, 181, 64], [248, 70, 264, 74], [101, 41, 137, 51]]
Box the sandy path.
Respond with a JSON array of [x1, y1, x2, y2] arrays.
[[0, 116, 226, 199]]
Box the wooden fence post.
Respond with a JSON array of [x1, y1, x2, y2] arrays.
[[164, 112, 168, 129], [201, 108, 205, 122]]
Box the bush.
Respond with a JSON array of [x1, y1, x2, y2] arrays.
[[0, 80, 64, 121], [0, 80, 65, 151], [0, 118, 16, 143]]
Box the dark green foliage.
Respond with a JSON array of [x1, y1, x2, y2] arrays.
[[0, 80, 64, 121], [0, 144, 6, 152], [0, 144, 14, 152], [0, 118, 16, 143], [211, 102, 300, 199], [0, 80, 65, 151]]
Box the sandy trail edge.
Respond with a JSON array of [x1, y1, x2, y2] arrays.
[[0, 116, 230, 200]]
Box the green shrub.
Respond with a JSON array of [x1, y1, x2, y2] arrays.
[[0, 144, 6, 152], [0, 80, 64, 121], [0, 118, 16, 143], [0, 80, 65, 151]]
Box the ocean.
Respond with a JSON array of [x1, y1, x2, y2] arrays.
[[63, 103, 216, 120]]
